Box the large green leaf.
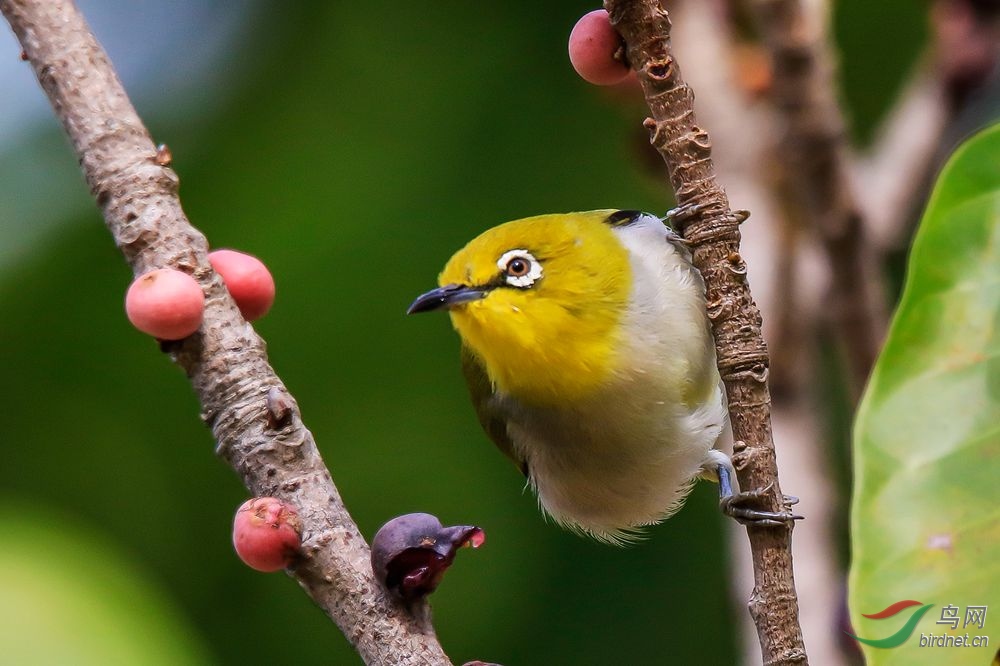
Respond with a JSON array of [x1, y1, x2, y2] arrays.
[[850, 124, 1000, 665]]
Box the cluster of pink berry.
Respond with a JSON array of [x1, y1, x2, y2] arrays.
[[125, 252, 298, 569], [124, 247, 304, 573], [124, 249, 275, 340]]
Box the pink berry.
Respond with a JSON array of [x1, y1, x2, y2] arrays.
[[125, 268, 205, 340], [208, 249, 276, 321], [568, 10, 630, 86], [232, 497, 302, 572]]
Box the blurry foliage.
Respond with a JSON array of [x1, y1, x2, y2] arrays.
[[0, 1, 937, 664], [0, 503, 211, 665]]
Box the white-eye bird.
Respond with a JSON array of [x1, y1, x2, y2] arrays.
[[409, 209, 793, 543]]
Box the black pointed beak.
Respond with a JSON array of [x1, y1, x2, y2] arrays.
[[407, 284, 488, 314]]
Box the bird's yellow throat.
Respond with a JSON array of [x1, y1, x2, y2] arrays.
[[439, 212, 632, 406]]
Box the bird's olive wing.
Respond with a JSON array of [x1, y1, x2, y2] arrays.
[[460, 346, 528, 477]]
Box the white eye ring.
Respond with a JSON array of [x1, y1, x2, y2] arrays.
[[497, 249, 542, 288]]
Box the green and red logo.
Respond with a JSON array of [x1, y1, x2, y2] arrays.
[[848, 600, 935, 648]]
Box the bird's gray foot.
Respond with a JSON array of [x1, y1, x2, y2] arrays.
[[717, 465, 803, 527], [661, 203, 704, 229]]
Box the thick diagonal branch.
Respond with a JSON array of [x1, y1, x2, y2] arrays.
[[603, 1, 808, 664], [0, 1, 450, 664]]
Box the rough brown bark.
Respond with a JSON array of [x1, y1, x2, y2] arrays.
[[744, 0, 886, 401], [603, 1, 808, 664], [0, 1, 450, 664]]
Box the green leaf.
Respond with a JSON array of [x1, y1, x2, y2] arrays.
[[849, 124, 1000, 665]]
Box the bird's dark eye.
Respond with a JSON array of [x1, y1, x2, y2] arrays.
[[505, 257, 530, 277], [497, 249, 542, 288]]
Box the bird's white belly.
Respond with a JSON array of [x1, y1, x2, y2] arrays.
[[505, 373, 724, 543]]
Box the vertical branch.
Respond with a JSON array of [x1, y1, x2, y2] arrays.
[[0, 1, 451, 664], [857, 65, 949, 252], [744, 0, 886, 401], [603, 1, 808, 664]]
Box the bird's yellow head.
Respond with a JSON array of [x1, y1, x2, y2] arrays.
[[409, 210, 634, 405]]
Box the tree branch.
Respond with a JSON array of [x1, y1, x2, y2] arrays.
[[743, 0, 886, 402], [856, 63, 950, 253], [0, 1, 450, 664], [602, 1, 808, 664]]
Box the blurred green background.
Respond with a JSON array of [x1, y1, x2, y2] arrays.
[[0, 1, 930, 664]]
